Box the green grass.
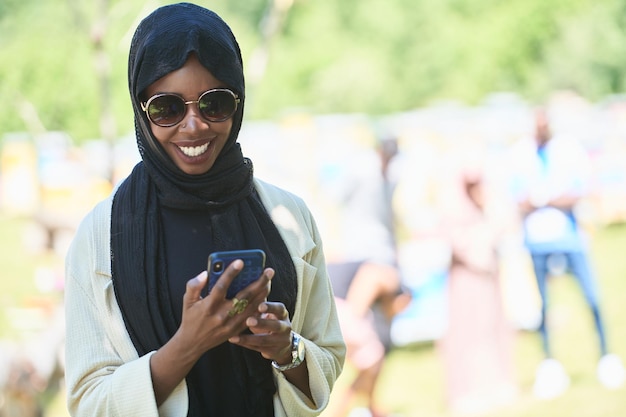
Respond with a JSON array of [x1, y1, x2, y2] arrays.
[[0, 215, 63, 337], [324, 223, 626, 417], [0, 213, 67, 416], [1, 214, 625, 417]]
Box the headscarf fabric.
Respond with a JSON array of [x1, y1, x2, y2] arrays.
[[110, 3, 297, 416]]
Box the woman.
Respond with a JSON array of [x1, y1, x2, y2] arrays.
[[438, 158, 517, 414], [63, 3, 345, 416]]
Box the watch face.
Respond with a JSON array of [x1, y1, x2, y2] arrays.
[[294, 333, 305, 362]]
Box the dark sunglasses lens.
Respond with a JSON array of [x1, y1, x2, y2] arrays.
[[198, 91, 237, 121], [147, 95, 185, 126]]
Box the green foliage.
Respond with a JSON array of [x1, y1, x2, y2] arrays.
[[540, 1, 626, 99], [0, 0, 131, 139], [1, 0, 626, 142]]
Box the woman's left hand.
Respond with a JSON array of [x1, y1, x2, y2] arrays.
[[228, 302, 293, 364], [230, 300, 313, 402]]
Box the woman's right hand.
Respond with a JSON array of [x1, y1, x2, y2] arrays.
[[178, 260, 274, 358], [150, 261, 273, 406]]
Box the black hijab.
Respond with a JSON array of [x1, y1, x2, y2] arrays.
[[110, 3, 297, 415]]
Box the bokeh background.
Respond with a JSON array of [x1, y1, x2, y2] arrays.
[[1, 1, 626, 416]]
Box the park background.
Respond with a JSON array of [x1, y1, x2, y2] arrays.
[[2, 0, 626, 416]]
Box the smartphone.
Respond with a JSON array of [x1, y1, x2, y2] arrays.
[[206, 249, 266, 299]]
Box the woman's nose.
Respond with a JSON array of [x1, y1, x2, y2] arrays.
[[180, 105, 209, 130]]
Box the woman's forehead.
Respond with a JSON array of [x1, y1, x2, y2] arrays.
[[143, 55, 225, 98]]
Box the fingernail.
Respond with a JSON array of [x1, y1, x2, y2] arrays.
[[229, 336, 239, 343], [247, 317, 257, 327]]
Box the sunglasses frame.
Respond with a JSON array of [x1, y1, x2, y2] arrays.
[[141, 88, 240, 127]]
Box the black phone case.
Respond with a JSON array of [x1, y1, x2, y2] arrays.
[[206, 249, 266, 299]]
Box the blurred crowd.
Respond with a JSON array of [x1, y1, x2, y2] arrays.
[[2, 90, 626, 416]]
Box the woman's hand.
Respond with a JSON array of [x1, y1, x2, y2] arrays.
[[179, 261, 274, 357], [228, 301, 293, 364], [230, 301, 313, 401], [150, 262, 273, 406]]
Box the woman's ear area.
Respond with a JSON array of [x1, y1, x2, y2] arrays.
[[138, 86, 152, 103]]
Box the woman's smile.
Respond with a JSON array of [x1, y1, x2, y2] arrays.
[[177, 141, 211, 158]]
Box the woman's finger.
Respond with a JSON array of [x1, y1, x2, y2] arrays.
[[258, 301, 289, 320], [183, 271, 208, 306], [208, 259, 243, 299]]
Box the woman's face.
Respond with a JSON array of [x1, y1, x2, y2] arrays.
[[142, 54, 234, 175]]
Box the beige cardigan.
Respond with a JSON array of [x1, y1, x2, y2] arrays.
[[64, 178, 345, 416]]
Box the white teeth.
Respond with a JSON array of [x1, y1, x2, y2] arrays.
[[179, 142, 210, 157]]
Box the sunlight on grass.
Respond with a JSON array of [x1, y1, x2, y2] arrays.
[[1, 215, 625, 417], [323, 223, 626, 417]]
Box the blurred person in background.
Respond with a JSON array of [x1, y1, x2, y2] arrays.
[[325, 134, 410, 417], [509, 106, 625, 399], [438, 152, 518, 416], [63, 3, 345, 416]]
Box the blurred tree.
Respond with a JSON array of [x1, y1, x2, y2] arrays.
[[0, 0, 131, 141], [540, 1, 626, 99], [0, 0, 625, 143], [66, 0, 117, 181]]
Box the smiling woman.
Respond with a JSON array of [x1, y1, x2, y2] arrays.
[[62, 3, 345, 417]]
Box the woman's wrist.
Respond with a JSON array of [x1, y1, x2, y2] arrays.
[[272, 332, 306, 371], [273, 341, 294, 365]]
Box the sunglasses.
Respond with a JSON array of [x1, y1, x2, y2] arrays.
[[141, 88, 240, 127]]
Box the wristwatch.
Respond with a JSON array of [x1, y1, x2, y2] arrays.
[[271, 331, 306, 372]]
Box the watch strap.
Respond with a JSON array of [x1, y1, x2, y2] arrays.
[[271, 331, 305, 372]]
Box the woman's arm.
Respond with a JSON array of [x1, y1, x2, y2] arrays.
[[64, 210, 164, 416], [276, 203, 346, 415]]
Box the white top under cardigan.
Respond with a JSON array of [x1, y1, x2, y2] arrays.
[[64, 178, 346, 417]]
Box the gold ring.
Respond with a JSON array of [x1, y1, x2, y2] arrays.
[[228, 297, 249, 317]]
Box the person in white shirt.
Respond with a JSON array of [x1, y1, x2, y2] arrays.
[[509, 106, 624, 398]]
